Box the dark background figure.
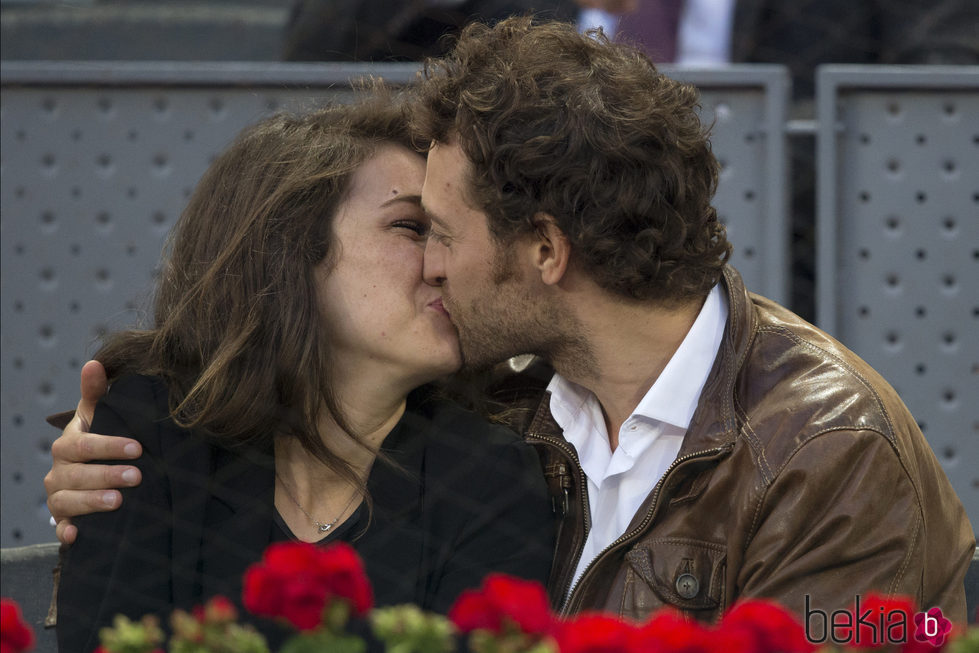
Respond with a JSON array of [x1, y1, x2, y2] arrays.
[[282, 0, 580, 61], [730, 0, 979, 104], [727, 0, 979, 320], [611, 0, 979, 104]]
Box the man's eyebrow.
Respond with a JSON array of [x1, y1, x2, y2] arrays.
[[380, 193, 422, 208]]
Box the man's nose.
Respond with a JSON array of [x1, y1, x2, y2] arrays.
[[422, 237, 445, 286]]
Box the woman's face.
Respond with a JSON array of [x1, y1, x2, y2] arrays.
[[316, 145, 461, 388]]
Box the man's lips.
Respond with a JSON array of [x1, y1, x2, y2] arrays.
[[429, 297, 450, 317]]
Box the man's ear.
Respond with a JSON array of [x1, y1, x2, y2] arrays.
[[530, 213, 571, 286]]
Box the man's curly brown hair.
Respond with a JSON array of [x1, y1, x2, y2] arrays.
[[413, 17, 732, 304]]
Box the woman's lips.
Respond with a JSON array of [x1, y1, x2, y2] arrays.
[[429, 297, 450, 317]]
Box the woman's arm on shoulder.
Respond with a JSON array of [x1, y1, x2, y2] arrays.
[[57, 374, 175, 653]]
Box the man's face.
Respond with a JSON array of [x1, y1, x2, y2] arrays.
[[421, 141, 547, 371]]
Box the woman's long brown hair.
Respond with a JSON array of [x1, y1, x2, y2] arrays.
[[96, 88, 415, 493]]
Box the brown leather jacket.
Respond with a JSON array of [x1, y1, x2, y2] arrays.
[[493, 266, 975, 623]]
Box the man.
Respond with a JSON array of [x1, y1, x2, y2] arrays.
[[45, 18, 974, 623]]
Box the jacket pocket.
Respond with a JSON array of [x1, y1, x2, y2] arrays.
[[622, 538, 726, 618]]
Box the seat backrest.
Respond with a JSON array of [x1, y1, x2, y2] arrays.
[[1, 542, 60, 653], [815, 66, 979, 536]]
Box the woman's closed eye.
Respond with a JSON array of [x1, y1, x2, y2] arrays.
[[392, 219, 429, 237]]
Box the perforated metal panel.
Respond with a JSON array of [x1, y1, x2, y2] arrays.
[[669, 66, 790, 306], [1, 62, 789, 546], [817, 66, 979, 534]]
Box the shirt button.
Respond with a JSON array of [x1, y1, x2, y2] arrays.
[[675, 573, 700, 599]]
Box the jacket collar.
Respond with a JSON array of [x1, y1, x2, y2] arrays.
[[527, 265, 754, 457], [198, 442, 276, 603], [676, 266, 754, 457]]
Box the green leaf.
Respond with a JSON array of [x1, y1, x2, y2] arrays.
[[98, 614, 164, 653], [948, 626, 979, 653], [279, 631, 366, 653], [370, 605, 456, 653]]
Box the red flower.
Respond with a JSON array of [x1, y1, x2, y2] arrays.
[[0, 598, 34, 653], [317, 544, 373, 616], [718, 599, 815, 653], [901, 635, 949, 653], [554, 612, 639, 653], [628, 611, 713, 653], [243, 542, 373, 631], [191, 605, 206, 622], [448, 574, 553, 635], [449, 591, 499, 633], [836, 593, 918, 649]]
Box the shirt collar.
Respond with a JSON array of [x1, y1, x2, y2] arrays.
[[635, 284, 727, 429], [546, 284, 728, 433]]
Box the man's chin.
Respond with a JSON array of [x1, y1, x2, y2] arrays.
[[459, 348, 508, 375]]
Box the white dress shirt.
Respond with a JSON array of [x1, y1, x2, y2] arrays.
[[546, 284, 728, 593]]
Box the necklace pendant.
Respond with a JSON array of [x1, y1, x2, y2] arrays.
[[318, 523, 332, 533]]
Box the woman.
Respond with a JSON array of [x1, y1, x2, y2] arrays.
[[55, 93, 554, 651]]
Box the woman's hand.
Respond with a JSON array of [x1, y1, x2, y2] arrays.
[[43, 360, 143, 545]]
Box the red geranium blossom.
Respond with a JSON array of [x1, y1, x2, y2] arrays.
[[718, 599, 815, 653], [836, 593, 918, 649], [628, 610, 713, 653], [902, 634, 950, 653], [317, 543, 373, 615], [449, 591, 499, 633], [0, 598, 34, 653], [243, 541, 373, 631], [554, 612, 640, 653], [448, 573, 553, 636]]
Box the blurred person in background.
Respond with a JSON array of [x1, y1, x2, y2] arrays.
[[282, 0, 579, 60], [580, 0, 979, 101]]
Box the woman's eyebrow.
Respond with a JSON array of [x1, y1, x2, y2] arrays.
[[379, 193, 422, 208]]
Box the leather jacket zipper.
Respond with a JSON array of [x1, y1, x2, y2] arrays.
[[559, 442, 734, 615], [525, 430, 591, 604]]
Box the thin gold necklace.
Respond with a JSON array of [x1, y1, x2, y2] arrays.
[[275, 471, 360, 534]]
